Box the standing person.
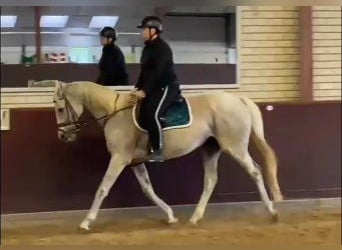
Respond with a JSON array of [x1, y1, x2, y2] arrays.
[[97, 27, 129, 86], [129, 16, 181, 162]]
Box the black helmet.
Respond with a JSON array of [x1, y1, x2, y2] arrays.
[[99, 26, 117, 40], [137, 16, 163, 33]]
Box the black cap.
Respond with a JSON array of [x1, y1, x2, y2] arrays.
[[137, 16, 163, 32]]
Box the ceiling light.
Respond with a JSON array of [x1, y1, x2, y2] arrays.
[[1, 16, 17, 28], [89, 16, 119, 28], [40, 16, 69, 28]]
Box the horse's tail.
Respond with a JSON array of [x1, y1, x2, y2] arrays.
[[240, 97, 283, 201]]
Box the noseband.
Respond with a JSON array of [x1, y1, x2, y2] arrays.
[[57, 94, 81, 135]]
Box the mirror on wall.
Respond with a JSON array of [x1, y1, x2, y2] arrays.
[[1, 6, 237, 65], [1, 5, 238, 88]]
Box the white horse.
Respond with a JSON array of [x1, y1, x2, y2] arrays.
[[51, 81, 283, 231]]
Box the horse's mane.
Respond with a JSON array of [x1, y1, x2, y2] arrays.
[[66, 82, 120, 114]]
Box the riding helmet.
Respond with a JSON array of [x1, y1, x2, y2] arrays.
[[137, 16, 163, 33], [99, 26, 117, 40]]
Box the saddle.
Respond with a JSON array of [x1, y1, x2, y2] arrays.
[[133, 96, 192, 132]]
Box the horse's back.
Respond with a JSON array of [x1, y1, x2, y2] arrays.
[[185, 91, 247, 114], [185, 91, 252, 137]]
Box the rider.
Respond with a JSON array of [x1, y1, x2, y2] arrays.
[[97, 26, 129, 86], [130, 16, 181, 162]]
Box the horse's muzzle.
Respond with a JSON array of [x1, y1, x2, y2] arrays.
[[58, 126, 78, 142]]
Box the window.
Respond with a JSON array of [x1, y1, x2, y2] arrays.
[[69, 48, 92, 63]]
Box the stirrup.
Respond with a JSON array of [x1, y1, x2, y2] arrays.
[[146, 149, 164, 163]]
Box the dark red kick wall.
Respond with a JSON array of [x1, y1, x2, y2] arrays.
[[1, 102, 341, 214]]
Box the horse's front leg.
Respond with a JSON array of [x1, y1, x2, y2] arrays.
[[79, 154, 130, 231]]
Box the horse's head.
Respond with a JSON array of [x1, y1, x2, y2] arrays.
[[53, 81, 84, 142]]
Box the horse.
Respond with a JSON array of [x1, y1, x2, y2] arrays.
[[51, 80, 283, 231]]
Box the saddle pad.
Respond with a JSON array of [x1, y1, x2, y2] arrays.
[[133, 97, 193, 132]]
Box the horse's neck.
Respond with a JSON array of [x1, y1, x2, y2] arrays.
[[115, 93, 130, 111], [81, 85, 130, 123], [90, 94, 131, 129]]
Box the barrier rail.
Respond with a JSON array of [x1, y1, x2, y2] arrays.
[[0, 84, 228, 109]]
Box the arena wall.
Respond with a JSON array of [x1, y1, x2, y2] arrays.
[[1, 103, 340, 214]]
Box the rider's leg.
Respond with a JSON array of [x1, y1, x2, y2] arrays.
[[139, 91, 163, 162], [157, 83, 181, 117], [146, 87, 169, 162], [143, 85, 180, 162]]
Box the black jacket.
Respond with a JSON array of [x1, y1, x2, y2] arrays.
[[135, 36, 179, 95], [97, 44, 129, 86]]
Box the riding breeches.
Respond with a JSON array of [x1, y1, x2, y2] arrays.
[[139, 84, 180, 151]]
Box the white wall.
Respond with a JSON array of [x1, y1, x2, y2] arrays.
[[170, 42, 228, 63], [1, 47, 37, 64], [234, 6, 301, 102], [312, 6, 342, 101]]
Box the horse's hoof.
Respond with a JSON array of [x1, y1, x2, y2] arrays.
[[78, 219, 93, 233], [77, 225, 91, 234], [271, 212, 279, 223], [188, 218, 200, 227], [160, 218, 178, 226], [168, 217, 179, 224]]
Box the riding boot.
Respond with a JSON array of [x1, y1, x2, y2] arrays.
[[146, 148, 164, 162], [146, 131, 164, 162]]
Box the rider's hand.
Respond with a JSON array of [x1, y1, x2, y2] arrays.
[[134, 90, 146, 99], [130, 88, 137, 94], [128, 89, 145, 105]]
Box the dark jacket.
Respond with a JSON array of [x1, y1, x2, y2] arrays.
[[97, 43, 129, 86], [135, 36, 179, 95]]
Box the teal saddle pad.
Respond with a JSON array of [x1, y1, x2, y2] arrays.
[[135, 97, 191, 131]]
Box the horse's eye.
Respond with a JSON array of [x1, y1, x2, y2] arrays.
[[58, 108, 64, 113]]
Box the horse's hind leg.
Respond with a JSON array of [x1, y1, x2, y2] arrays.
[[189, 141, 221, 225], [222, 142, 278, 221], [132, 163, 178, 224]]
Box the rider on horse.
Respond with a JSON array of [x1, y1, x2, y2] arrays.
[[97, 26, 129, 86], [130, 16, 181, 162]]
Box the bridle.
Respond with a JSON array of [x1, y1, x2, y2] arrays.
[[56, 93, 132, 136]]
